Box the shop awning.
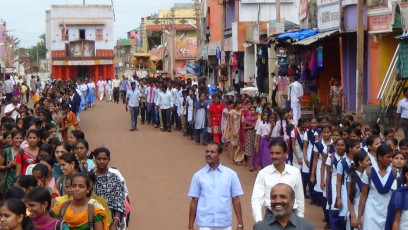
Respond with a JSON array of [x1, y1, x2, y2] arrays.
[[292, 30, 339, 46], [277, 29, 318, 41]]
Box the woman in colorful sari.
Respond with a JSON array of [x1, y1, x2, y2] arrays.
[[0, 130, 23, 191], [52, 174, 108, 230], [208, 94, 226, 144], [61, 103, 79, 142], [223, 98, 243, 163], [27, 187, 69, 230]]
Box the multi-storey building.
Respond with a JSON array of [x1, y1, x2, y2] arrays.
[[45, 4, 115, 80]]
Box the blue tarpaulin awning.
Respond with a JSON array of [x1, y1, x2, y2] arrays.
[[276, 29, 318, 41]]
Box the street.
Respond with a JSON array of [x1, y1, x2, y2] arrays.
[[80, 100, 325, 229]]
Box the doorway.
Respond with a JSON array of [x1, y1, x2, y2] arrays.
[[79, 29, 86, 40], [78, 66, 89, 78]]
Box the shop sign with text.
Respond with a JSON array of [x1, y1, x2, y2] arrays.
[[317, 1, 340, 31], [367, 14, 392, 33]]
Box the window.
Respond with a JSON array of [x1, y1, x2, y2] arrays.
[[79, 29, 86, 40], [62, 29, 69, 41], [95, 29, 103, 41]]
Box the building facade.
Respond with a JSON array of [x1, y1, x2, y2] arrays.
[[46, 5, 115, 80]]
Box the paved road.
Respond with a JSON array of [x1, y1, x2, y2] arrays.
[[80, 100, 325, 230]]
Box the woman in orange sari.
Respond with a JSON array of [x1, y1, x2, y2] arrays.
[[61, 104, 79, 142], [208, 94, 226, 144], [52, 174, 108, 230]]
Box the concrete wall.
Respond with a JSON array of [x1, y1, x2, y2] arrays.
[[48, 5, 114, 51], [238, 1, 300, 24]]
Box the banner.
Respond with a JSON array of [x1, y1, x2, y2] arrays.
[[317, 1, 340, 31], [299, 0, 308, 20], [400, 2, 408, 31]]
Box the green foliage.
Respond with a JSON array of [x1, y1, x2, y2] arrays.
[[21, 33, 47, 67]]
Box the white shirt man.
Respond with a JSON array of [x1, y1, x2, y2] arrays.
[[4, 101, 21, 121], [157, 89, 172, 109], [251, 139, 304, 223], [288, 76, 303, 126]]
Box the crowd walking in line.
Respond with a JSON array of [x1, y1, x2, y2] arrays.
[[117, 74, 408, 230], [0, 74, 130, 230], [2, 72, 408, 230]]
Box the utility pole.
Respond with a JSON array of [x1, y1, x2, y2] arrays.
[[356, 0, 364, 119], [220, 0, 226, 86], [276, 0, 280, 23], [194, 0, 201, 48]]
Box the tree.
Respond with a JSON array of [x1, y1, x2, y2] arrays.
[[22, 33, 47, 67]]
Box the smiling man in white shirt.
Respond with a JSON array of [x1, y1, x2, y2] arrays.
[[251, 138, 304, 223]]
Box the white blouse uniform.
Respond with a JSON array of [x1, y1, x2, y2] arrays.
[[313, 139, 333, 195], [347, 171, 363, 230], [361, 166, 394, 230], [186, 96, 194, 123], [325, 153, 342, 211], [256, 121, 271, 138], [290, 128, 304, 170], [301, 130, 315, 174], [400, 210, 408, 230], [337, 157, 351, 215]]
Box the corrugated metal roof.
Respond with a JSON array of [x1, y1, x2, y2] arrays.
[[292, 30, 338, 46]]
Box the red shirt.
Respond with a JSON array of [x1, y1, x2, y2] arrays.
[[16, 151, 36, 175]]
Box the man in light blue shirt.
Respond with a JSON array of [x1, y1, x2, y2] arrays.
[[125, 82, 140, 131], [395, 87, 408, 138], [188, 142, 244, 230]]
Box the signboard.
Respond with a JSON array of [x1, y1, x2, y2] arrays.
[[399, 2, 408, 31], [253, 25, 260, 43], [241, 0, 294, 3], [367, 14, 393, 33], [52, 60, 114, 66], [176, 37, 197, 59], [299, 0, 308, 20], [317, 1, 340, 31], [202, 45, 208, 60], [268, 20, 285, 36], [232, 22, 239, 52], [51, 50, 66, 58], [221, 52, 226, 65], [96, 49, 114, 58], [208, 41, 220, 56], [341, 0, 357, 6], [224, 38, 233, 52]]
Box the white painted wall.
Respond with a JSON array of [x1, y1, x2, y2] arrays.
[[46, 5, 114, 52], [239, 1, 300, 24]]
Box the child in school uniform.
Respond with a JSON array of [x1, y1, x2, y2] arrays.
[[310, 125, 333, 229], [347, 151, 370, 230], [291, 117, 307, 170], [325, 138, 347, 230], [385, 162, 408, 230], [336, 139, 361, 230], [252, 110, 274, 169], [303, 116, 319, 203], [358, 144, 397, 230]]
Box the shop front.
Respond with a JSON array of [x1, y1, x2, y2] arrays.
[[51, 60, 114, 80]]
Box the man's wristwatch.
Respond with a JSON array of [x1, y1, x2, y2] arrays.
[[237, 224, 244, 228]]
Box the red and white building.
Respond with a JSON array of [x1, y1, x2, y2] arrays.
[[46, 4, 115, 80]]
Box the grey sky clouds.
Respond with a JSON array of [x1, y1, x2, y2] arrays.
[[0, 0, 193, 47]]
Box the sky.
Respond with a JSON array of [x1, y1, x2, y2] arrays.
[[0, 0, 194, 48]]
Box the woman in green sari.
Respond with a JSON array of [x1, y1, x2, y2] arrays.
[[0, 130, 24, 191]]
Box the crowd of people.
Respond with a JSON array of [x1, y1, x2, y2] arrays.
[[2, 72, 408, 230], [0, 74, 130, 230], [123, 74, 408, 230]]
